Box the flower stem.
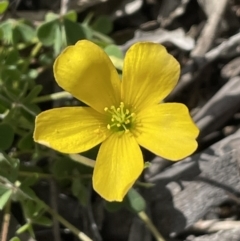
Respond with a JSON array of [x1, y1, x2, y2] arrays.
[[138, 211, 166, 241], [69, 154, 95, 168], [32, 91, 72, 103], [40, 201, 93, 241]]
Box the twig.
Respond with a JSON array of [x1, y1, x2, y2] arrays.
[[60, 0, 69, 16], [0, 200, 11, 241], [167, 32, 240, 101], [205, 32, 240, 62], [167, 0, 231, 101], [191, 0, 229, 57], [189, 220, 240, 233], [193, 76, 240, 136]]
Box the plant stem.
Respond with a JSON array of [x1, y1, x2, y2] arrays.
[[41, 201, 93, 241], [19, 171, 52, 179], [138, 211, 166, 241], [0, 200, 11, 241], [32, 91, 72, 103], [92, 30, 114, 44], [19, 171, 91, 180], [30, 42, 43, 58]]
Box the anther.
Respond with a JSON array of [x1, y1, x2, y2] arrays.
[[105, 102, 134, 132]]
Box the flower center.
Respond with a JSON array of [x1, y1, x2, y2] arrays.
[[104, 102, 135, 133]]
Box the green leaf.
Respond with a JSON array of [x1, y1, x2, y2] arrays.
[[1, 66, 21, 83], [104, 200, 123, 212], [16, 223, 31, 234], [0, 123, 14, 150], [71, 179, 88, 206], [126, 188, 146, 213], [0, 20, 13, 43], [0, 28, 3, 39], [9, 237, 21, 241], [0, 189, 12, 210], [51, 157, 75, 178], [45, 12, 59, 22], [0, 186, 9, 196], [39, 53, 54, 65], [20, 175, 38, 187], [23, 85, 43, 103], [0, 154, 19, 182], [64, 10, 77, 22], [37, 20, 59, 46], [15, 23, 35, 42], [33, 216, 52, 226], [0, 1, 9, 14], [104, 45, 123, 59], [53, 24, 63, 56], [92, 15, 113, 34], [4, 49, 19, 65], [23, 199, 45, 219], [19, 186, 37, 200], [21, 102, 41, 118], [17, 132, 34, 150], [81, 24, 93, 39], [63, 18, 85, 45]]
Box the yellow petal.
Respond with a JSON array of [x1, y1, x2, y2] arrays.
[[34, 107, 109, 153], [54, 40, 121, 113], [93, 133, 143, 202], [122, 42, 180, 111], [135, 103, 199, 160]]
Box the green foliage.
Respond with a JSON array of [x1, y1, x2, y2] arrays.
[[9, 237, 21, 241], [0, 189, 12, 209], [92, 15, 113, 34], [104, 44, 123, 59], [37, 19, 59, 46], [0, 19, 35, 44], [0, 0, 9, 14], [104, 200, 124, 212], [126, 188, 146, 213], [71, 178, 88, 206], [104, 188, 146, 214], [63, 18, 85, 45], [0, 123, 14, 150]]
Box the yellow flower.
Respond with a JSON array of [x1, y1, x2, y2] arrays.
[[33, 40, 199, 202]]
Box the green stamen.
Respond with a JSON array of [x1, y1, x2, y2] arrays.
[[104, 102, 135, 132]]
